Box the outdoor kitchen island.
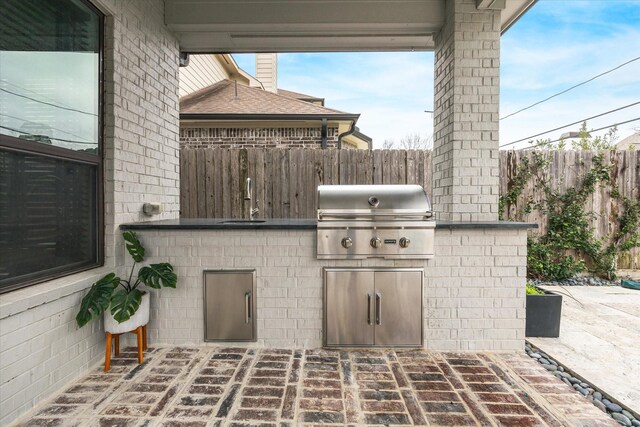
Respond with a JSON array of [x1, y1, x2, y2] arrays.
[[120, 219, 533, 352]]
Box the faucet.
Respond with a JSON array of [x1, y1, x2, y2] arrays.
[[244, 177, 259, 220]]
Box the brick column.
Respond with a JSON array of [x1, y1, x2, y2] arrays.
[[432, 0, 501, 221]]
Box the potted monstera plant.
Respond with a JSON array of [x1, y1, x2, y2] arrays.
[[76, 231, 177, 331]]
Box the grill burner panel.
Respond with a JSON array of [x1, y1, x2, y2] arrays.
[[316, 185, 435, 260], [317, 223, 434, 260]]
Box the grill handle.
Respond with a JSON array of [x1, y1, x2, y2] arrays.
[[318, 210, 433, 220]]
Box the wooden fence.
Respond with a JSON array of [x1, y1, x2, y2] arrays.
[[180, 148, 639, 269], [180, 148, 431, 219], [500, 150, 639, 270]]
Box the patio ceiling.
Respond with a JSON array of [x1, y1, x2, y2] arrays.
[[165, 0, 536, 53]]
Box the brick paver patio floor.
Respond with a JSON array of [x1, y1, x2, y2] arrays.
[[16, 346, 617, 427]]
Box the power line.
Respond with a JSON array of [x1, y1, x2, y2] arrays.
[[3, 81, 81, 112], [0, 125, 97, 145], [521, 117, 640, 150], [0, 113, 93, 143], [500, 101, 640, 148], [501, 55, 640, 121], [0, 88, 97, 117]]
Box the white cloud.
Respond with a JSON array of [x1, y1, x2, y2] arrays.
[[276, 52, 434, 147], [500, 2, 640, 149], [501, 27, 640, 91]]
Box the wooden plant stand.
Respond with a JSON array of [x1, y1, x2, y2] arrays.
[[104, 324, 147, 372]]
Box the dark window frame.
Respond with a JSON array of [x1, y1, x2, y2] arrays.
[[0, 0, 105, 293]]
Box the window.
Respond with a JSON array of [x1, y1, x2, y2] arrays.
[[0, 0, 103, 292]]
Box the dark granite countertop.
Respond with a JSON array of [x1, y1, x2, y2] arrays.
[[120, 218, 317, 230], [120, 218, 537, 230], [435, 220, 537, 229]]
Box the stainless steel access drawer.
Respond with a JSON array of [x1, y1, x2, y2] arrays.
[[204, 270, 256, 342]]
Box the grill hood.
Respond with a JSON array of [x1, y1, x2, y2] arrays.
[[317, 184, 432, 220]]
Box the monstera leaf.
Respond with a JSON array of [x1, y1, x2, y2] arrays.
[[123, 231, 145, 262], [110, 288, 143, 323], [138, 263, 177, 289], [76, 273, 120, 327]]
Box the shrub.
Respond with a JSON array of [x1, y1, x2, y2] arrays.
[[526, 282, 545, 295]]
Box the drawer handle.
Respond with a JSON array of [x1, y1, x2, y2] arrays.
[[367, 292, 372, 325], [245, 291, 251, 324], [375, 292, 382, 325]]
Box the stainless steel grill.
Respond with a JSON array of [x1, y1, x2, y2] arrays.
[[316, 184, 435, 259]]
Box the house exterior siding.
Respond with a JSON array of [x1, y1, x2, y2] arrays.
[[0, 0, 180, 424], [179, 54, 230, 97], [256, 53, 278, 93], [180, 126, 340, 148]]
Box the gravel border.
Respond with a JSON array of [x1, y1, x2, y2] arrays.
[[525, 342, 639, 426], [530, 277, 619, 287]]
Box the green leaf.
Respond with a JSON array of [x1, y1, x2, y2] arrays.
[[76, 273, 119, 327], [123, 231, 145, 263], [138, 263, 177, 289], [110, 288, 143, 323]]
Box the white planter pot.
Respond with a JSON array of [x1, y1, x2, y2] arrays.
[[104, 292, 150, 334]]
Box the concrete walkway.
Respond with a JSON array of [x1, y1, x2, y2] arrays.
[[530, 285, 640, 416]]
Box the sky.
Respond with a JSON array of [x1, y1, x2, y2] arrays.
[[233, 0, 640, 149]]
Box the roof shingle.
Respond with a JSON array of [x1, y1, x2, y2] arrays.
[[277, 88, 324, 104], [180, 80, 351, 116]]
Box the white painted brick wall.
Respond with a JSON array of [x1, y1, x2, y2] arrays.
[[433, 0, 501, 222], [130, 228, 526, 353], [103, 0, 181, 267], [0, 277, 104, 426], [0, 1, 180, 425]]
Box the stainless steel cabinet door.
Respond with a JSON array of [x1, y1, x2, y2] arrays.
[[374, 271, 422, 346], [204, 270, 256, 341], [325, 270, 375, 346]]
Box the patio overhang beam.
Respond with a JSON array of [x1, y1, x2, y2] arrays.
[[165, 0, 536, 52], [165, 0, 444, 52], [176, 32, 436, 53]]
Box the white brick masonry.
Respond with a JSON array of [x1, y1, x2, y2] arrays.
[[129, 228, 526, 352], [103, 0, 181, 265], [432, 0, 501, 222], [0, 1, 180, 424]]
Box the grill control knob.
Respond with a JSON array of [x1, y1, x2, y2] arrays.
[[341, 237, 353, 249], [399, 237, 411, 248], [370, 237, 382, 248]]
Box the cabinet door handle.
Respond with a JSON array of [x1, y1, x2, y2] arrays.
[[245, 291, 251, 324], [367, 292, 372, 325], [375, 292, 382, 325]]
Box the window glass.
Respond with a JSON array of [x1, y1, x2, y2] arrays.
[[0, 0, 100, 154], [0, 0, 102, 291], [0, 150, 98, 287]]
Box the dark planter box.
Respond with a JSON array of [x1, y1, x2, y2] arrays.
[[526, 293, 562, 338]]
